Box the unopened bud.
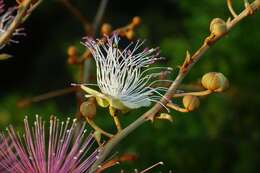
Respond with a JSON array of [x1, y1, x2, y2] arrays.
[[80, 99, 96, 119], [132, 16, 141, 26], [210, 18, 227, 36], [126, 30, 135, 40], [101, 23, 112, 35], [183, 95, 200, 111], [67, 46, 77, 57], [201, 72, 229, 92]]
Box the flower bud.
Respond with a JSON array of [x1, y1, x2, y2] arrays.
[[132, 16, 141, 26], [101, 23, 112, 35], [183, 95, 200, 111], [126, 30, 135, 40], [80, 99, 96, 119], [210, 18, 227, 36], [67, 46, 77, 57], [201, 72, 229, 92]]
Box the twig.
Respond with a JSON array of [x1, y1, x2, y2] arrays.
[[17, 87, 77, 107], [0, 0, 33, 46], [83, 0, 109, 83], [88, 1, 260, 172], [167, 103, 188, 113], [92, 0, 109, 34], [22, 0, 43, 22], [60, 0, 91, 34], [173, 89, 212, 97]]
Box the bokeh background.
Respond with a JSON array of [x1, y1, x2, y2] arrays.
[[0, 0, 260, 172]]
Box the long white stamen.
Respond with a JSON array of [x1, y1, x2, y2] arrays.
[[82, 34, 172, 109]]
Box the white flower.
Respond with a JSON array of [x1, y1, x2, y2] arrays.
[[81, 34, 172, 110], [0, 0, 25, 49]]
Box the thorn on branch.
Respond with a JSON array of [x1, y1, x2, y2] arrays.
[[244, 0, 254, 15], [180, 50, 192, 73]]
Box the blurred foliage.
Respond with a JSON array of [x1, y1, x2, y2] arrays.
[[0, 0, 260, 172]]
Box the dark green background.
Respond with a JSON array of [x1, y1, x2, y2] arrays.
[[0, 0, 260, 172]]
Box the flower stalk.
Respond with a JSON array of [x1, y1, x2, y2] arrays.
[[173, 89, 212, 97], [85, 117, 113, 138]]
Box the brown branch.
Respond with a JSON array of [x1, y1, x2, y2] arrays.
[[17, 87, 78, 108], [88, 0, 260, 172], [21, 0, 43, 22], [92, 0, 109, 34], [0, 0, 35, 46], [60, 0, 91, 34]]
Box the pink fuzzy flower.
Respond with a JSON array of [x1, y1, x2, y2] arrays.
[[0, 115, 99, 173]]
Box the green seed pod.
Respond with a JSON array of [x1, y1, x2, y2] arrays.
[[132, 16, 141, 26], [201, 72, 229, 92], [183, 95, 200, 112]]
